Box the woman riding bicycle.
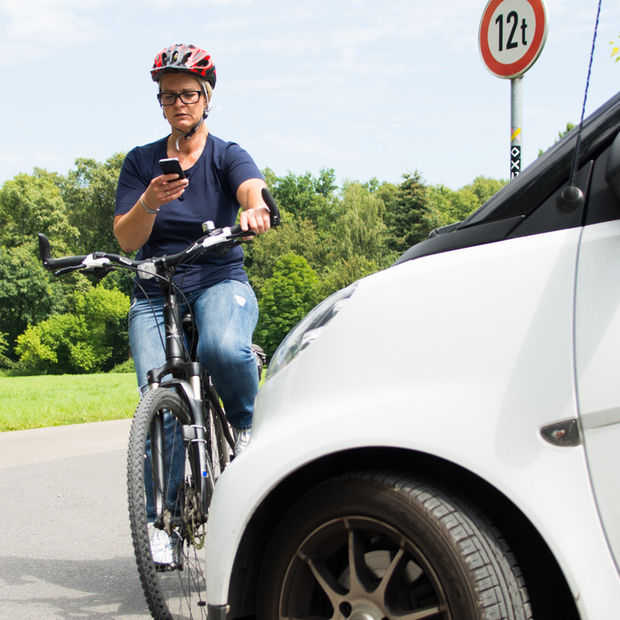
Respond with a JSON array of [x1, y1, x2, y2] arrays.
[[113, 43, 270, 567]]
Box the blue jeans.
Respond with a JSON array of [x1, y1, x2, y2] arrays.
[[129, 279, 259, 520]]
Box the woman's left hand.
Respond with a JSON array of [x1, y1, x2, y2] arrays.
[[237, 178, 271, 234], [240, 205, 271, 234]]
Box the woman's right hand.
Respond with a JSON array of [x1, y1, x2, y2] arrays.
[[143, 173, 189, 209]]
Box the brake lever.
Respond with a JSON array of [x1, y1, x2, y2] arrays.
[[53, 265, 86, 277]]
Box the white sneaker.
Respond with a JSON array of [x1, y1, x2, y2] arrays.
[[234, 427, 252, 455], [148, 522, 181, 570]]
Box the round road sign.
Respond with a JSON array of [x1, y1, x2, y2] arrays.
[[479, 0, 548, 79]]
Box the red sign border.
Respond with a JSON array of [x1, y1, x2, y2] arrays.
[[479, 0, 547, 78]]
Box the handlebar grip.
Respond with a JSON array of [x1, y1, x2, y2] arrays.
[[38, 233, 51, 263], [262, 188, 281, 227], [38, 233, 87, 271]]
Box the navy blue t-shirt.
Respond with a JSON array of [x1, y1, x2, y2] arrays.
[[115, 133, 263, 297]]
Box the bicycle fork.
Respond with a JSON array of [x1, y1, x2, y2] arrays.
[[148, 374, 216, 528], [184, 373, 216, 514]]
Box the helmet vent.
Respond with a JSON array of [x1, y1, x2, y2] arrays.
[[151, 44, 216, 88]]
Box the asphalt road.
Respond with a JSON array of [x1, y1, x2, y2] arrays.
[[0, 419, 153, 619]]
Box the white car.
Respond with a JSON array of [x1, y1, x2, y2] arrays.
[[205, 91, 620, 620]]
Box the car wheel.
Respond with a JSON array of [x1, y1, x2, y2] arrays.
[[257, 471, 531, 620]]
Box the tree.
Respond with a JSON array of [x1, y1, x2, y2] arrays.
[[0, 168, 84, 360], [59, 154, 125, 254], [423, 176, 507, 235], [337, 182, 392, 265], [0, 243, 58, 356], [424, 184, 463, 231], [245, 215, 326, 295], [0, 170, 78, 250], [255, 253, 321, 357], [0, 331, 11, 368], [463, 176, 506, 206], [318, 255, 381, 299], [381, 172, 430, 254], [267, 168, 341, 231], [15, 285, 130, 374]]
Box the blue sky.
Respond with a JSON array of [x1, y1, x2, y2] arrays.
[[1, 0, 619, 190]]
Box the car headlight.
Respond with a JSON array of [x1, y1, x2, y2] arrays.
[[266, 282, 358, 380]]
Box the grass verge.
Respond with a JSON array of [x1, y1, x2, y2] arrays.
[[0, 373, 139, 432]]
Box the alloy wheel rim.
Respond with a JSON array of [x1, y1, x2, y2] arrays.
[[278, 515, 450, 619]]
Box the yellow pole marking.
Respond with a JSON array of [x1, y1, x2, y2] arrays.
[[511, 128, 522, 142]]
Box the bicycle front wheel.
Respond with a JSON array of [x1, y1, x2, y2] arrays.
[[127, 387, 210, 620]]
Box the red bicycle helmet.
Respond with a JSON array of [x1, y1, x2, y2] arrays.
[[151, 44, 216, 88]]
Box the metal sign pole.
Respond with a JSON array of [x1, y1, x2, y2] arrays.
[[510, 76, 523, 178], [480, 0, 548, 181]]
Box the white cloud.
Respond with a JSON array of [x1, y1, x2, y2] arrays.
[[0, 0, 103, 58]]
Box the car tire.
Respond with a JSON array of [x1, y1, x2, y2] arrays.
[[257, 471, 531, 620]]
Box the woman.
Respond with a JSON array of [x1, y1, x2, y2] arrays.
[[114, 43, 269, 567]]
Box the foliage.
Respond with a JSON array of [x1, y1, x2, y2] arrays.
[[245, 212, 324, 294], [15, 285, 130, 374], [338, 182, 392, 263], [266, 167, 341, 231], [425, 176, 506, 232], [381, 172, 430, 253], [538, 122, 576, 157], [0, 243, 56, 355], [255, 253, 321, 357], [0, 332, 11, 368], [1, 155, 507, 369], [0, 170, 78, 250], [58, 154, 125, 254], [110, 358, 136, 374]]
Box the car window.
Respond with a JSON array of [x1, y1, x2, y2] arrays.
[[507, 160, 593, 239], [584, 137, 620, 226]]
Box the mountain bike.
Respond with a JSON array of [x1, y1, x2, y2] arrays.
[[38, 188, 280, 619]]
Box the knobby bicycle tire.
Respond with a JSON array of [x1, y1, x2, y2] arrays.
[[127, 387, 217, 619]]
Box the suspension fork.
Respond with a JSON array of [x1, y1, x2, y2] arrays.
[[150, 412, 166, 521], [149, 376, 216, 525], [170, 373, 217, 515]]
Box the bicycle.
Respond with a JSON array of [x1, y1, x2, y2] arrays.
[[38, 187, 280, 619]]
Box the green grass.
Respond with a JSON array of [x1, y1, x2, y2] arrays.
[[0, 373, 140, 432]]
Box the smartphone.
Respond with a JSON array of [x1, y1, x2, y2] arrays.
[[159, 157, 186, 179]]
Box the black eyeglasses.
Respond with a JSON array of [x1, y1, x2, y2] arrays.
[[157, 90, 202, 106]]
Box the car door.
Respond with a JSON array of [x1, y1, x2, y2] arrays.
[[575, 133, 620, 571]]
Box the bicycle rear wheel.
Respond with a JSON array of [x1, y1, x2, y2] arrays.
[[127, 387, 212, 619]]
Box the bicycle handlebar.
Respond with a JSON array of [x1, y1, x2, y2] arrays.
[[39, 187, 281, 278]]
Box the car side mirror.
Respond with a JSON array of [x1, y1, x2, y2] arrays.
[[605, 131, 620, 201]]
